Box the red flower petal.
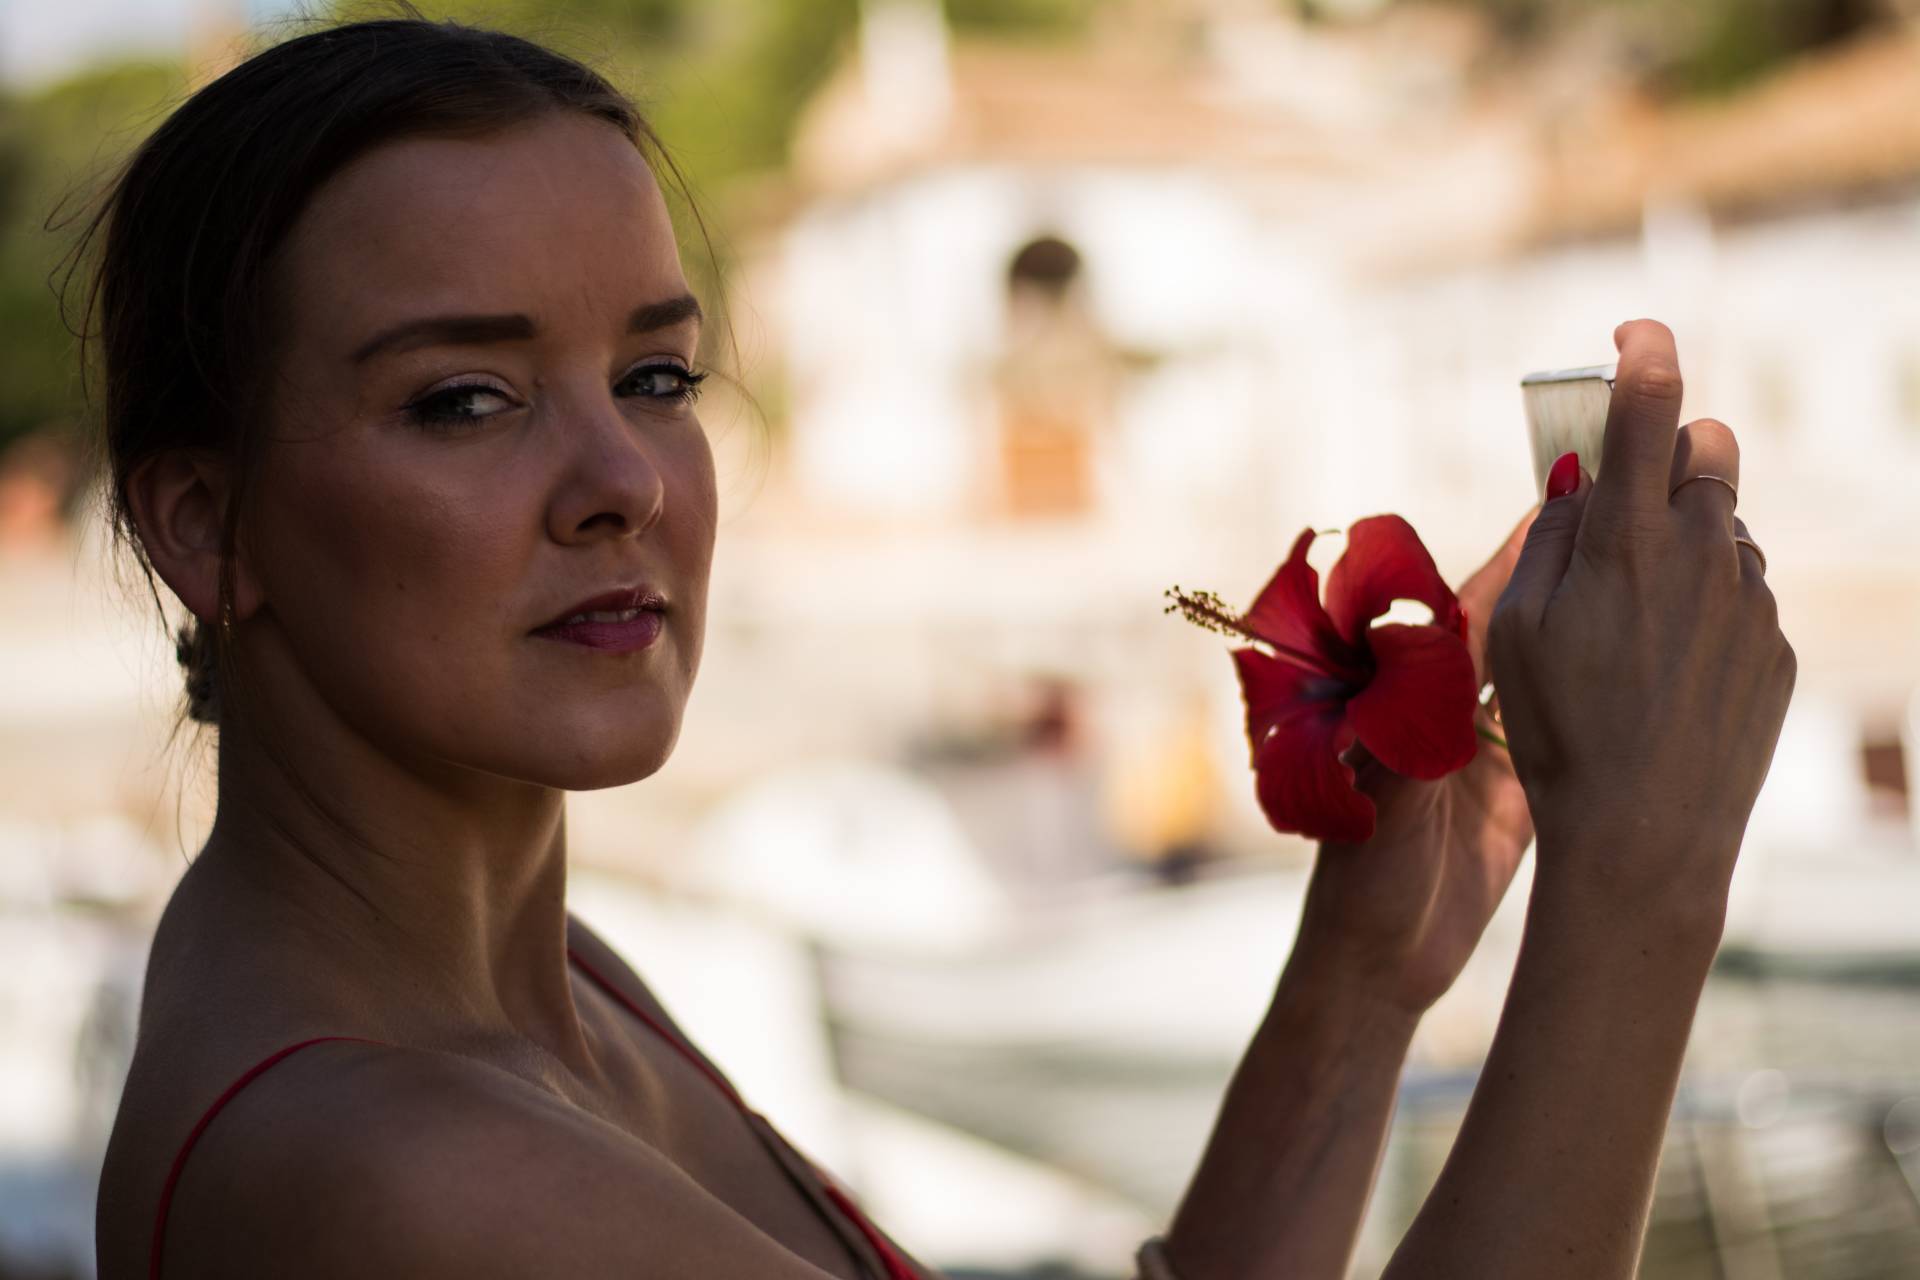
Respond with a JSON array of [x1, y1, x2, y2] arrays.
[[1324, 515, 1463, 648], [1243, 528, 1365, 678], [1232, 647, 1376, 843], [1345, 623, 1479, 780]]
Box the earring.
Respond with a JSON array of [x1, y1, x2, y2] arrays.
[[218, 599, 235, 636]]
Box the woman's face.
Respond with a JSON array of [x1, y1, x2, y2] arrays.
[[243, 111, 715, 790]]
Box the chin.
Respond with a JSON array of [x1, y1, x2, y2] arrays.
[[553, 747, 677, 792], [510, 708, 686, 792]]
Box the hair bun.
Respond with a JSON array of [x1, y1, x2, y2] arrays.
[[173, 617, 220, 725]]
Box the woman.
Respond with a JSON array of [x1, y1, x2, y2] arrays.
[[83, 15, 1793, 1280]]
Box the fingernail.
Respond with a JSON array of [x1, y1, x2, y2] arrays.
[[1546, 451, 1580, 501]]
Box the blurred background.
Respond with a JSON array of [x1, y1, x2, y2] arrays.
[[3, 0, 1920, 1275]]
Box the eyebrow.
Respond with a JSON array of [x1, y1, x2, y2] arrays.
[[349, 293, 704, 365]]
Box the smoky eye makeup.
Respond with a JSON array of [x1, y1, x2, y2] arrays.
[[401, 361, 708, 433]]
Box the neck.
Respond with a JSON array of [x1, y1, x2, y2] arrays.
[[197, 698, 590, 1069]]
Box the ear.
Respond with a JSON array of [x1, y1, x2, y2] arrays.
[[123, 450, 264, 626]]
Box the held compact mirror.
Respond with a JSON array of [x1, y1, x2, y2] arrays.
[[1520, 363, 1615, 496]]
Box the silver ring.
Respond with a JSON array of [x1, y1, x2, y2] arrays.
[[1670, 474, 1739, 509], [1734, 535, 1767, 575]]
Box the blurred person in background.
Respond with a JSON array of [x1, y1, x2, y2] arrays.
[[74, 10, 1793, 1279]]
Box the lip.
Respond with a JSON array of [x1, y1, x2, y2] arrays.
[[533, 611, 664, 654], [532, 585, 668, 633]]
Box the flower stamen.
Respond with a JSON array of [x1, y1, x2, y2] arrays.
[[1164, 587, 1336, 674]]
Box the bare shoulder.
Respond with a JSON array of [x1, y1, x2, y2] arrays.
[[148, 1040, 838, 1280]]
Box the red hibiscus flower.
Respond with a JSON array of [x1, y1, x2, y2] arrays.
[[1168, 515, 1479, 844]]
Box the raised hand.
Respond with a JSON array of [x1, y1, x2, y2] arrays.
[[1164, 512, 1541, 1280], [1291, 513, 1536, 1016], [1490, 319, 1795, 918], [1379, 319, 1796, 1280]]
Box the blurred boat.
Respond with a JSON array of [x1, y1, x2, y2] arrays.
[[811, 863, 1306, 1212], [802, 843, 1920, 1277]]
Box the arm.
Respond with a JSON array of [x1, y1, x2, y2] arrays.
[[1159, 320, 1790, 1280], [1165, 517, 1540, 1279], [1380, 865, 1719, 1278], [1158, 939, 1417, 1280], [1380, 319, 1793, 1276]]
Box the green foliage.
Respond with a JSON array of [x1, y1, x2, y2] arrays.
[[0, 59, 186, 450], [298, 0, 1093, 205], [640, 0, 864, 189], [1636, 0, 1887, 98], [1433, 0, 1891, 97], [947, 0, 1094, 36], [318, 0, 798, 181]]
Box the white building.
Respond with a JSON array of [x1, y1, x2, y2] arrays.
[[691, 3, 1920, 881]]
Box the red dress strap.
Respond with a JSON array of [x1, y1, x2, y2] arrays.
[[566, 946, 746, 1105], [149, 956, 920, 1280], [149, 1034, 387, 1280], [566, 947, 920, 1280]]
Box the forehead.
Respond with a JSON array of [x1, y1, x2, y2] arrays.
[[274, 112, 684, 341]]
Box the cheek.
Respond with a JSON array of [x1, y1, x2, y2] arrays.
[[682, 426, 719, 553], [670, 426, 718, 621], [245, 416, 715, 761], [253, 444, 526, 695]]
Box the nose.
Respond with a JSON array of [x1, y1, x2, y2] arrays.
[[545, 391, 667, 546]]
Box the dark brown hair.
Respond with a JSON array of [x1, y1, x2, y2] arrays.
[[62, 6, 702, 729]]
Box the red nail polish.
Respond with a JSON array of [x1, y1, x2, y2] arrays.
[[1546, 451, 1580, 500]]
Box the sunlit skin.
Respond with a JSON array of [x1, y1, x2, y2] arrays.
[[98, 92, 1792, 1279]]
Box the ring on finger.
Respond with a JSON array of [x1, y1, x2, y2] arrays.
[[1734, 534, 1767, 576], [1670, 474, 1739, 509]]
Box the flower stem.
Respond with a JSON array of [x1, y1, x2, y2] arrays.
[[1476, 725, 1509, 750]]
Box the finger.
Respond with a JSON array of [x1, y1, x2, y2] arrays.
[[1733, 516, 1767, 582], [1457, 508, 1535, 682], [1496, 456, 1592, 626], [1667, 418, 1740, 535], [1590, 319, 1685, 528]]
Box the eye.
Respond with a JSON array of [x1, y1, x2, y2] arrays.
[[620, 362, 707, 406], [403, 381, 515, 433]]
